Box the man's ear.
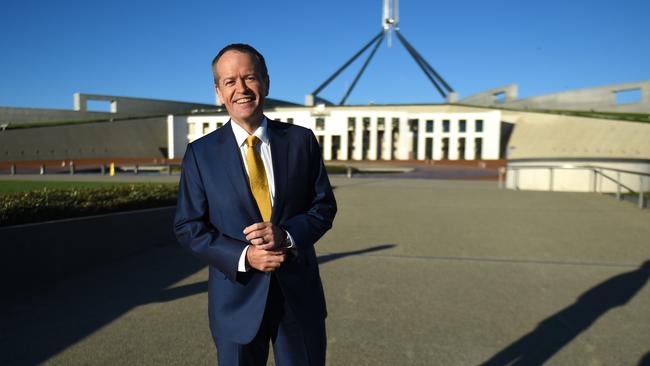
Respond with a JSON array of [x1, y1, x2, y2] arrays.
[[215, 84, 224, 104]]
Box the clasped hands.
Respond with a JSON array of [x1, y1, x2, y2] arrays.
[[243, 222, 287, 272]]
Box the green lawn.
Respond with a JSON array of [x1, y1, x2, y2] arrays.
[[0, 180, 176, 194], [1, 181, 179, 226]]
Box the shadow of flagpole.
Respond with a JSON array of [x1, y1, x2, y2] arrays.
[[481, 260, 650, 366]]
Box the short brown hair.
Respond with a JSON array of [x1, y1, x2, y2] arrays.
[[212, 43, 268, 84]]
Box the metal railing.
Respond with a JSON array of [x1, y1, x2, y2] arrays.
[[498, 164, 649, 209], [1, 160, 181, 176]]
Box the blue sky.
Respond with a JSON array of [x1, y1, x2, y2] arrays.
[[1, 0, 648, 110]]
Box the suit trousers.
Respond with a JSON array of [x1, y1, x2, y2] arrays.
[[215, 274, 326, 366]]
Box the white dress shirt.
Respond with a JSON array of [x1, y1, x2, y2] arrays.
[[230, 118, 294, 272]]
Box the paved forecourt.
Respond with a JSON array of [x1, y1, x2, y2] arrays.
[[2, 177, 649, 365]]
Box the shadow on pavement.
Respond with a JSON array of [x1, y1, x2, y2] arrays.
[[481, 260, 650, 366], [0, 243, 395, 365], [0, 244, 204, 366], [639, 352, 650, 366], [317, 244, 397, 265]]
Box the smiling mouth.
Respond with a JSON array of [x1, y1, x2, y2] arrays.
[[234, 97, 254, 104]]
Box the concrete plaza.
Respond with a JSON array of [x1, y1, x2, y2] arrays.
[[2, 176, 650, 365]]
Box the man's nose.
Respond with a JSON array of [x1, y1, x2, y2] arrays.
[[235, 78, 249, 93]]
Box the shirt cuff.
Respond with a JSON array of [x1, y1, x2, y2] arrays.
[[238, 245, 250, 272], [284, 230, 296, 249]]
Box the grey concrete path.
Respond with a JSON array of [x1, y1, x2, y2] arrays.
[[2, 177, 649, 365]]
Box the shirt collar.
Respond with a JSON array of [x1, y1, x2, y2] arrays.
[[231, 117, 270, 147]]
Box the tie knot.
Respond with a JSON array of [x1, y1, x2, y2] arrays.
[[246, 135, 260, 148]]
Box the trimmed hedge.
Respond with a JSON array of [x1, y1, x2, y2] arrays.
[[0, 184, 178, 227]]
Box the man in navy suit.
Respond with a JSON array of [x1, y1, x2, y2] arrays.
[[174, 43, 337, 366]]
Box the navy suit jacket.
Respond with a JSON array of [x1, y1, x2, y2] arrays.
[[174, 119, 337, 344]]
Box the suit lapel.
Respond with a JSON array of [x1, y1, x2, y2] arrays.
[[215, 121, 261, 222], [268, 120, 288, 222]]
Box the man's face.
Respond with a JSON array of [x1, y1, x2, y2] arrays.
[[214, 50, 269, 126]]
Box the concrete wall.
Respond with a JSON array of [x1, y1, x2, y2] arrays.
[[0, 107, 118, 125], [507, 81, 650, 113], [504, 112, 650, 161], [0, 94, 219, 128], [502, 110, 650, 192], [506, 160, 650, 193], [0, 116, 168, 161], [0, 207, 177, 294], [460, 85, 518, 106], [461, 81, 650, 113], [74, 93, 217, 115]]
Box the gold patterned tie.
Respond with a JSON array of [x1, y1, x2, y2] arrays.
[[245, 135, 272, 221]]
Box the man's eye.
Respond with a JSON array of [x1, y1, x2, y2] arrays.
[[225, 81, 234, 86], [247, 76, 256, 81]]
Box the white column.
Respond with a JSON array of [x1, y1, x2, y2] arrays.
[[323, 134, 332, 161], [341, 132, 349, 160], [398, 119, 409, 160], [369, 119, 378, 160], [354, 119, 363, 160], [466, 135, 475, 160], [433, 134, 441, 160], [417, 119, 425, 160], [449, 137, 458, 160]]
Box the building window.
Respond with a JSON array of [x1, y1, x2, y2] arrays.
[[363, 117, 370, 130], [425, 138, 433, 160], [426, 120, 434, 133], [348, 117, 356, 131], [475, 119, 484, 132], [408, 119, 418, 132], [216, 122, 223, 129], [494, 92, 506, 104], [378, 117, 385, 130], [287, 118, 294, 124], [202, 122, 210, 134], [474, 138, 483, 159], [458, 138, 466, 160], [315, 118, 325, 131], [443, 120, 450, 133], [459, 119, 466, 132], [392, 118, 399, 130]]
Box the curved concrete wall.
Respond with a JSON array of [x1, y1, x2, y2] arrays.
[[505, 112, 650, 161], [461, 81, 650, 113], [460, 84, 518, 106], [0, 107, 117, 125], [74, 93, 217, 115], [506, 160, 650, 193], [507, 81, 650, 113], [0, 117, 168, 161], [503, 110, 650, 192]]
